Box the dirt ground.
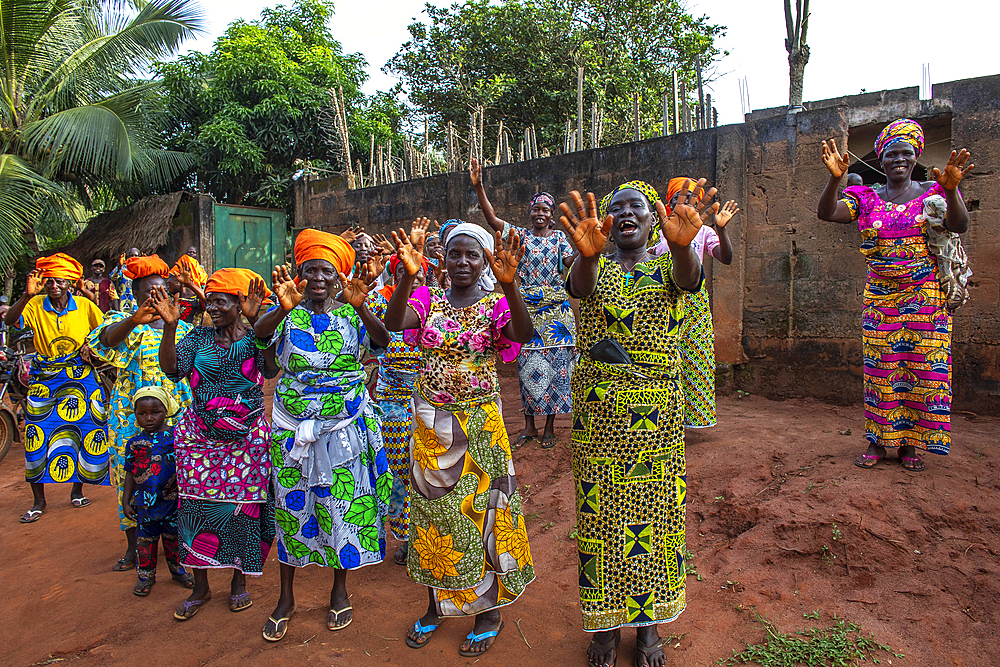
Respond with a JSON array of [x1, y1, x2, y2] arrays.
[[3, 373, 999, 667]]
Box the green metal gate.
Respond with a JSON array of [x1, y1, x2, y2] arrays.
[[213, 204, 286, 279]]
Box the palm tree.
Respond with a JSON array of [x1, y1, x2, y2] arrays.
[[0, 0, 203, 273]]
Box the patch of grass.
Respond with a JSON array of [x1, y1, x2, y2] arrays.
[[831, 523, 842, 541], [682, 546, 701, 580], [719, 612, 904, 666]]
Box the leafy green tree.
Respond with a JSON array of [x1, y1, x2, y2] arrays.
[[158, 0, 406, 208], [0, 0, 203, 274], [386, 0, 725, 155]]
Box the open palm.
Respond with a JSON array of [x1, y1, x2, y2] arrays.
[[271, 265, 303, 311], [559, 191, 612, 258], [658, 178, 719, 247], [485, 229, 526, 285]]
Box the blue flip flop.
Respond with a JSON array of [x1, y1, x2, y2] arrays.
[[406, 619, 439, 649], [459, 620, 504, 657]]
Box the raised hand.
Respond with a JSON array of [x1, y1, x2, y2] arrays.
[[337, 261, 375, 308], [432, 248, 448, 286], [372, 233, 394, 257], [25, 269, 45, 296], [713, 200, 740, 228], [559, 191, 612, 258], [822, 139, 850, 178], [469, 156, 482, 186], [339, 225, 364, 243], [176, 265, 193, 287], [932, 149, 974, 191], [485, 228, 526, 285], [271, 265, 304, 311], [391, 227, 424, 276], [239, 278, 266, 319], [409, 216, 434, 256], [132, 298, 162, 325], [150, 286, 180, 325], [658, 178, 719, 247]]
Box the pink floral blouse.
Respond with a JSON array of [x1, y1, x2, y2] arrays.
[[404, 286, 520, 406]]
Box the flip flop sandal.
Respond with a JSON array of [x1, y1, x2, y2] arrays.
[[393, 545, 408, 566], [513, 434, 537, 450], [173, 595, 211, 621], [900, 455, 925, 472], [459, 620, 504, 657], [19, 509, 44, 523], [634, 636, 666, 667], [406, 619, 439, 649], [262, 606, 296, 642], [112, 557, 136, 572], [229, 592, 253, 612], [541, 435, 557, 449], [854, 453, 883, 469], [71, 497, 91, 508], [172, 572, 195, 589], [133, 579, 155, 597], [588, 629, 621, 667], [328, 606, 353, 631]]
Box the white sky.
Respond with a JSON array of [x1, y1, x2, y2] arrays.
[[184, 0, 999, 126]]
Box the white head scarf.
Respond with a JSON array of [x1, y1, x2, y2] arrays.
[[446, 222, 496, 291]]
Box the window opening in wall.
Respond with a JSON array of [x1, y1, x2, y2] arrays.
[[844, 113, 952, 187]]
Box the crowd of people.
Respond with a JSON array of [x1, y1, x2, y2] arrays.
[[6, 117, 972, 667]]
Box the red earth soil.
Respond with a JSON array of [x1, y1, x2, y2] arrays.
[[3, 374, 998, 667]]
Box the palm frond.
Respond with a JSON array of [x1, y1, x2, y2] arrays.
[[0, 153, 77, 272]]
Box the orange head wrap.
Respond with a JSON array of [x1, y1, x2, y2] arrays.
[[294, 229, 355, 275], [663, 177, 705, 217], [36, 253, 83, 281], [123, 254, 170, 280], [170, 254, 208, 286], [204, 268, 272, 302]]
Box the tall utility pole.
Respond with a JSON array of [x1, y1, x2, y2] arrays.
[[784, 0, 811, 109]]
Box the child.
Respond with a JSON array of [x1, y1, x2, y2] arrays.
[[123, 387, 193, 596]]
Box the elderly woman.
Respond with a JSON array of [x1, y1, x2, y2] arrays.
[[87, 255, 195, 576], [384, 222, 534, 657], [364, 221, 432, 567], [5, 254, 108, 523], [155, 268, 274, 621], [819, 120, 973, 471], [254, 229, 392, 641], [470, 157, 577, 449], [560, 180, 717, 667]]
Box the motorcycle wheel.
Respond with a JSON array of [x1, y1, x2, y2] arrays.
[[0, 410, 13, 464]]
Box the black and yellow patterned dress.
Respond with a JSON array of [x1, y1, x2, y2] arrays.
[[571, 252, 693, 632]]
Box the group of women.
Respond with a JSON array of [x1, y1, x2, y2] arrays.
[[7, 116, 971, 667]]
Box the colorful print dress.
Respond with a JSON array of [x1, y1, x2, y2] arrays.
[[87, 313, 193, 530], [570, 253, 692, 631], [403, 286, 535, 616], [20, 294, 109, 485], [264, 303, 392, 570], [169, 326, 275, 576], [367, 290, 422, 541], [109, 264, 137, 313], [841, 183, 954, 454], [502, 223, 577, 416]]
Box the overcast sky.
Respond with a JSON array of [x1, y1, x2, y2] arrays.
[[184, 0, 998, 126]]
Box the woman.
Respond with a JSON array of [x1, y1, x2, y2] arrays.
[[384, 222, 534, 657], [561, 180, 717, 667], [255, 229, 392, 641], [365, 222, 431, 567], [87, 255, 195, 576], [110, 248, 141, 313], [470, 157, 577, 448], [818, 120, 973, 471], [155, 268, 275, 621], [5, 254, 108, 523], [169, 255, 208, 324], [651, 178, 739, 428]]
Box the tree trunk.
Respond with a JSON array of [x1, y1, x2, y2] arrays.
[[788, 46, 809, 107]]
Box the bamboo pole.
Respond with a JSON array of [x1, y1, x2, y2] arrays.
[[446, 121, 455, 172], [662, 91, 669, 136], [681, 81, 690, 132], [695, 55, 705, 130], [495, 119, 504, 164], [368, 134, 375, 186], [705, 94, 712, 130], [577, 66, 584, 150], [672, 71, 679, 135], [633, 92, 641, 141]]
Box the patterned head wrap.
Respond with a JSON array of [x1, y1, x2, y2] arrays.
[[36, 253, 83, 281], [663, 177, 705, 217], [875, 118, 924, 158], [439, 219, 463, 243], [124, 254, 170, 281], [599, 181, 662, 246], [295, 228, 355, 275], [132, 385, 180, 418], [528, 192, 555, 214]]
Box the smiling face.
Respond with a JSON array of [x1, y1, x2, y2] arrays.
[[204, 292, 240, 327], [134, 396, 167, 432], [606, 189, 653, 251], [880, 142, 918, 182], [91, 261, 105, 278], [298, 259, 338, 302], [529, 201, 553, 230], [445, 235, 485, 289], [351, 235, 375, 264], [424, 236, 442, 258]]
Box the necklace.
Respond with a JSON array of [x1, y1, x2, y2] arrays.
[[883, 181, 915, 205]]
